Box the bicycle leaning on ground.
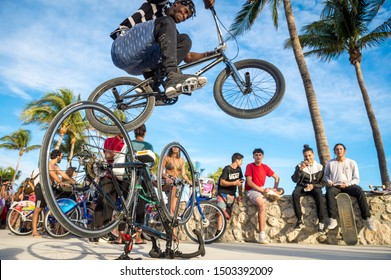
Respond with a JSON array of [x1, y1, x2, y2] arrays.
[[38, 101, 205, 259], [86, 7, 285, 134]]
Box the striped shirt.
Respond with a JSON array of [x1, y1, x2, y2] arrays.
[[111, 0, 169, 38]]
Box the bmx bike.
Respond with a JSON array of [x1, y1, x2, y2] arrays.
[[86, 7, 285, 134]]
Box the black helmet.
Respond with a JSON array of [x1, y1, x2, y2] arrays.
[[177, 0, 196, 18]]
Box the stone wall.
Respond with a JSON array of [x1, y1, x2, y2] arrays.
[[178, 194, 391, 245]]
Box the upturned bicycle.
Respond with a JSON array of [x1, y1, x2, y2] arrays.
[[39, 101, 205, 259], [86, 7, 285, 134]]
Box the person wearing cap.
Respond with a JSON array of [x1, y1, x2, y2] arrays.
[[110, 0, 215, 98]]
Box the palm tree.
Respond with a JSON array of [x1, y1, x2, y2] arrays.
[[19, 88, 81, 149], [229, 0, 331, 165], [0, 166, 21, 184], [289, 0, 390, 187], [0, 129, 41, 186]]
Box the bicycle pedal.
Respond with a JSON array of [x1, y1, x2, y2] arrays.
[[181, 78, 198, 93]]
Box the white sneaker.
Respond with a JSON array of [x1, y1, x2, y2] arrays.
[[258, 232, 269, 244], [328, 218, 338, 230], [363, 218, 377, 231]]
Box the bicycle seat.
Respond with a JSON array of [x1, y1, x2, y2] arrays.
[[135, 150, 156, 164]]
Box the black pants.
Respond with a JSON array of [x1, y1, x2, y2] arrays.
[[326, 185, 370, 219], [93, 177, 129, 229], [154, 16, 192, 73], [292, 186, 327, 223]]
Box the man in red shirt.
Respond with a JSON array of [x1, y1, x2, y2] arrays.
[[90, 134, 126, 243], [245, 148, 279, 244], [103, 134, 125, 162]]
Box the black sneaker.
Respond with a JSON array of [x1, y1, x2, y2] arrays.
[[165, 72, 207, 98], [214, 229, 221, 237], [88, 237, 99, 243], [295, 220, 304, 230]]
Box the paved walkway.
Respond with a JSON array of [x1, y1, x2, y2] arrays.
[[1, 229, 390, 260]]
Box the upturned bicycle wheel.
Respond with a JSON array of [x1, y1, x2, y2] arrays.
[[214, 59, 285, 119], [39, 101, 136, 238], [86, 76, 155, 134], [183, 202, 227, 244], [156, 142, 195, 225]]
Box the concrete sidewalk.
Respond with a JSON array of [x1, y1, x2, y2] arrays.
[[0, 229, 390, 260]]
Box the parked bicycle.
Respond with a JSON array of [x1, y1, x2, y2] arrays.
[[182, 175, 227, 244], [39, 101, 205, 259], [86, 7, 285, 134], [7, 183, 92, 238], [43, 183, 93, 238], [7, 200, 44, 236], [137, 145, 226, 244]]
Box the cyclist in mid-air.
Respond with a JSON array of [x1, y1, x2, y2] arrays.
[[110, 0, 215, 98]]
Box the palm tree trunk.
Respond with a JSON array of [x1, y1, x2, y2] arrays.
[[68, 139, 76, 168], [283, 0, 330, 166], [11, 154, 22, 186], [353, 61, 390, 187]]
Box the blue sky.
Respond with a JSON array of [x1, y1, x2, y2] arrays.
[[0, 0, 390, 195]]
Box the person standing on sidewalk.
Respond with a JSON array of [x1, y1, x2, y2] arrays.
[[291, 144, 327, 232], [325, 143, 376, 231], [32, 150, 76, 237], [244, 148, 279, 244]]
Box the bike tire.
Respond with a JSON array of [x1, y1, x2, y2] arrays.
[[6, 208, 44, 236], [214, 59, 285, 119], [44, 208, 76, 238], [39, 101, 136, 238], [156, 142, 195, 225], [86, 76, 155, 133], [183, 201, 227, 244]]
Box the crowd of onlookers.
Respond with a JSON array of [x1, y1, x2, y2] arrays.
[[0, 140, 378, 245]]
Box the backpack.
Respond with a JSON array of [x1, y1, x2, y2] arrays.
[[25, 171, 39, 195], [14, 171, 39, 202]]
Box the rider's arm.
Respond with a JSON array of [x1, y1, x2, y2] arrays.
[[184, 51, 213, 63], [203, 0, 215, 9]]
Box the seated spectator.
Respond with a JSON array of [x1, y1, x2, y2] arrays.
[[244, 148, 279, 244], [291, 144, 327, 232], [325, 143, 376, 231], [217, 153, 244, 223]]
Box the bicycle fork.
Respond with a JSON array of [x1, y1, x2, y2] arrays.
[[225, 60, 253, 95]]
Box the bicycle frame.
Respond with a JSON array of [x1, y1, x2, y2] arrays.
[[114, 7, 249, 107]]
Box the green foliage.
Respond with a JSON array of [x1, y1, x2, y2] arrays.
[[0, 167, 21, 182], [207, 166, 223, 184]]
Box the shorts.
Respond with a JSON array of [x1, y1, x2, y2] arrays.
[[217, 193, 235, 210], [245, 189, 265, 205], [34, 183, 47, 208], [111, 19, 161, 75]]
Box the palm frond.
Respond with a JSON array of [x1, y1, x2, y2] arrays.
[[229, 0, 268, 37]]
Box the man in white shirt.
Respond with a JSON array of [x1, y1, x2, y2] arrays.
[[325, 143, 375, 231]]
